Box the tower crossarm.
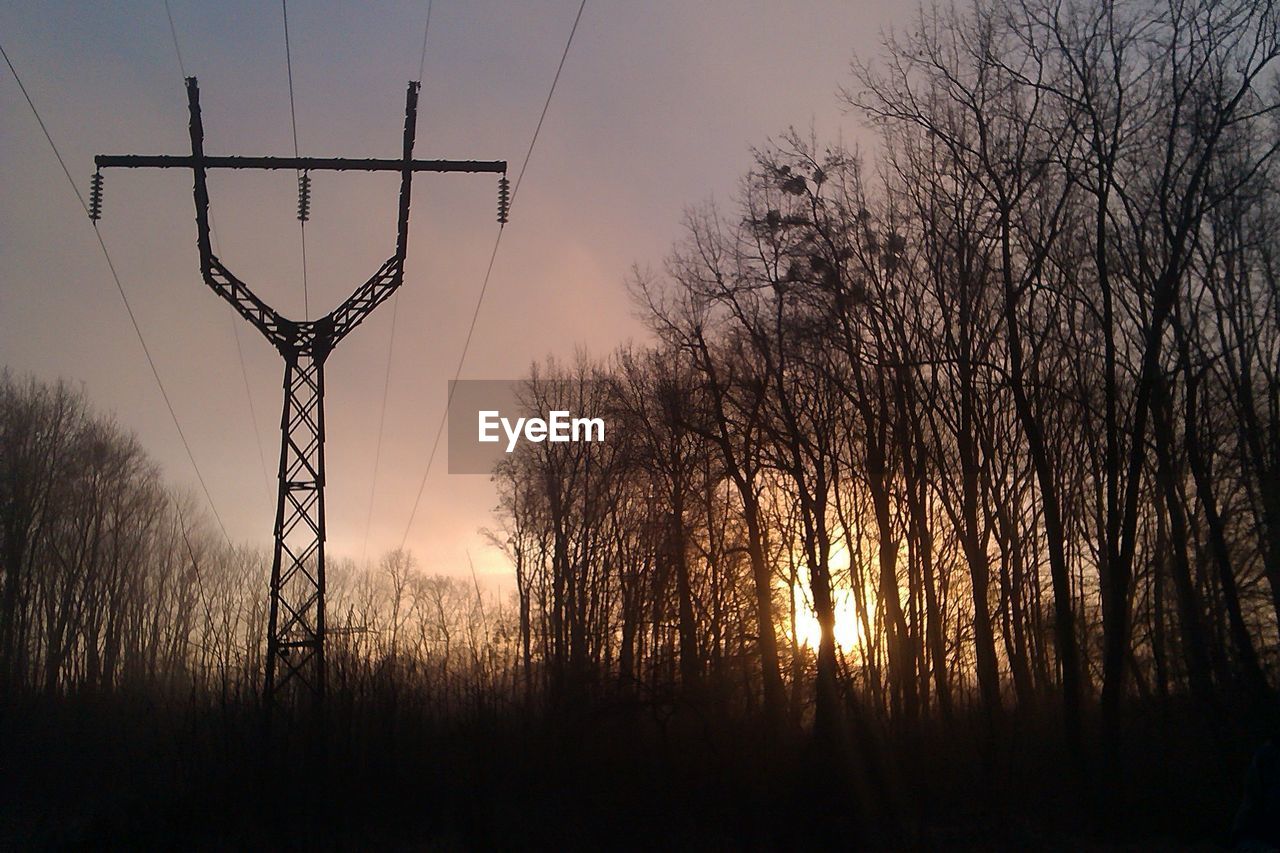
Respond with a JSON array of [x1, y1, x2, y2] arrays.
[[93, 155, 507, 173]]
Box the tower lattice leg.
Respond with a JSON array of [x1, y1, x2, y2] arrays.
[[264, 352, 327, 709]]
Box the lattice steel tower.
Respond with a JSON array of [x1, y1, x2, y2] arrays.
[[94, 78, 507, 711]]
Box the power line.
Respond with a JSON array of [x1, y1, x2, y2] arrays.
[[508, 0, 588, 213], [417, 0, 434, 82], [229, 319, 273, 506], [281, 0, 300, 158], [161, 2, 274, 512], [399, 0, 588, 550], [281, 0, 310, 319], [0, 39, 232, 546], [163, 0, 187, 78], [361, 294, 398, 561], [362, 0, 438, 561], [212, 215, 275, 509], [398, 235, 502, 551]]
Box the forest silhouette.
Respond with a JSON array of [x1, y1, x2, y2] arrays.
[[4, 0, 1280, 847]]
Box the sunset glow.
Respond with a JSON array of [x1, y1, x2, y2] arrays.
[[790, 583, 866, 653], [787, 547, 869, 654]]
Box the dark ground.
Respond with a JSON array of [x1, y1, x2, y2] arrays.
[[0, 691, 1264, 850]]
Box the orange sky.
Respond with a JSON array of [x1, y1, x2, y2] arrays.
[[0, 0, 904, 587]]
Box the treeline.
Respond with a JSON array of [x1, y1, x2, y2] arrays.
[[491, 0, 1280, 761], [0, 373, 516, 713]]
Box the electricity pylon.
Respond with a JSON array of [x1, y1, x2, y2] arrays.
[[94, 77, 507, 712]]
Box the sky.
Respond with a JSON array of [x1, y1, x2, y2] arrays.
[[1, 0, 906, 586]]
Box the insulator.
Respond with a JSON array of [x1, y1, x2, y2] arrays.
[[88, 171, 104, 222], [297, 172, 311, 223], [497, 175, 510, 224]]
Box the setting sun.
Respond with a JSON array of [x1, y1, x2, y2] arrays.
[[790, 579, 866, 653]]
